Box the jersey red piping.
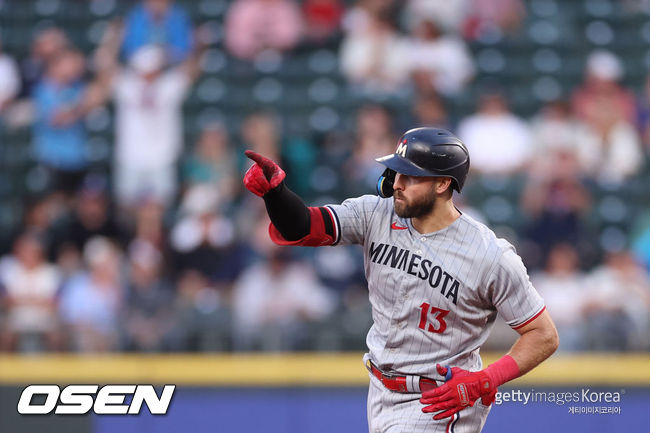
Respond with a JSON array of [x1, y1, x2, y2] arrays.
[[512, 306, 546, 330]]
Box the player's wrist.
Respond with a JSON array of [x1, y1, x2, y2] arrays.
[[483, 355, 520, 388], [262, 179, 285, 197]]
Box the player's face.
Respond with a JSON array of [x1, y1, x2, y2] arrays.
[[392, 173, 438, 218]]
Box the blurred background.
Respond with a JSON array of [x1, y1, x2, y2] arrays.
[[0, 0, 649, 432]]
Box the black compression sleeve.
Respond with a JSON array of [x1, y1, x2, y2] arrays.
[[262, 182, 310, 241]]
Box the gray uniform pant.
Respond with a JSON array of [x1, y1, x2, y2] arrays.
[[367, 373, 492, 433]]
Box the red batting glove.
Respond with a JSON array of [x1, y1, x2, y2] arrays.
[[420, 364, 497, 420], [243, 150, 286, 197]]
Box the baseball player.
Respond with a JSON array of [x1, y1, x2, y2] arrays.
[[243, 127, 559, 432]]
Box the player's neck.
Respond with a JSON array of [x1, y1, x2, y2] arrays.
[[411, 199, 461, 234]]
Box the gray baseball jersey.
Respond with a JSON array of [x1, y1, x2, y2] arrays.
[[324, 194, 545, 432]]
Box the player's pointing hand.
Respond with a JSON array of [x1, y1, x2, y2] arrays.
[[243, 150, 286, 197]]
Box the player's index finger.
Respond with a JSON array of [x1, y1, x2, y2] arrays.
[[244, 150, 265, 165]]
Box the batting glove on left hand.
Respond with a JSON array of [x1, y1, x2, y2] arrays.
[[420, 364, 497, 420]]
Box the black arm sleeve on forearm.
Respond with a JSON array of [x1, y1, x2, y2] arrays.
[[262, 182, 310, 241]]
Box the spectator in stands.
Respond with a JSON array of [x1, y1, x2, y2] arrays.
[[573, 51, 636, 129], [341, 0, 395, 35], [340, 12, 410, 98], [571, 51, 642, 184], [463, 0, 525, 40], [521, 163, 591, 268], [636, 73, 650, 147], [19, 195, 66, 260], [114, 45, 199, 209], [32, 49, 89, 194], [225, 0, 303, 61], [90, 22, 204, 210], [170, 185, 244, 282], [168, 269, 232, 351], [123, 240, 175, 352], [182, 123, 237, 202], [302, 0, 344, 43], [122, 0, 193, 64], [342, 104, 396, 197], [406, 19, 474, 97], [50, 175, 123, 259], [239, 112, 283, 165], [238, 111, 318, 200], [529, 100, 592, 181], [457, 90, 533, 175], [129, 198, 168, 259], [0, 37, 20, 114], [583, 251, 650, 350], [632, 218, 650, 271], [531, 244, 588, 351], [412, 93, 452, 130], [232, 247, 335, 351], [20, 27, 69, 97], [404, 0, 468, 34], [0, 232, 62, 352], [18, 196, 81, 280], [59, 237, 124, 352]]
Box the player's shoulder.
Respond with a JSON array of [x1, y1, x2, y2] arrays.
[[458, 212, 516, 256], [329, 194, 390, 214], [460, 213, 530, 281]]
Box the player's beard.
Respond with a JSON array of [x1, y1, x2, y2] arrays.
[[393, 189, 437, 218]]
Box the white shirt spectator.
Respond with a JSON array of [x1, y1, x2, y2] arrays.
[[341, 5, 372, 35], [531, 110, 584, 154], [574, 121, 643, 185], [114, 68, 189, 170], [531, 272, 587, 329], [408, 35, 474, 96], [405, 0, 469, 33], [340, 18, 410, 96], [0, 256, 60, 332], [584, 258, 650, 349], [0, 53, 20, 109], [458, 107, 533, 174], [112, 66, 190, 205], [232, 258, 335, 347]]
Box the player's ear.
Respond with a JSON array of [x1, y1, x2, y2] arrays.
[[433, 177, 453, 195]]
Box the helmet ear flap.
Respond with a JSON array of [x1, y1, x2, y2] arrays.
[[377, 168, 396, 198]]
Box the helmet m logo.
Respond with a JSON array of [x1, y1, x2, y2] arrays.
[[396, 142, 408, 157]]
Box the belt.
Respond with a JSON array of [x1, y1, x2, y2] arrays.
[[366, 360, 438, 394]]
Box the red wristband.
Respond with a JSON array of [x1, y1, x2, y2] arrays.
[[484, 355, 520, 388]]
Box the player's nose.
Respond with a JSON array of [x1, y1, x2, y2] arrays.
[[393, 173, 406, 190]]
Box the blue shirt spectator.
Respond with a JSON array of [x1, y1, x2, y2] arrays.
[[32, 50, 87, 171], [122, 0, 193, 64]]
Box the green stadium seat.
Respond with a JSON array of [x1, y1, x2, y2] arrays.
[[529, 0, 560, 18], [200, 49, 228, 74], [252, 77, 283, 103], [307, 77, 340, 104], [88, 0, 117, 18], [308, 49, 339, 75]]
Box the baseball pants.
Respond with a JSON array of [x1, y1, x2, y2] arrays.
[[367, 373, 492, 433]]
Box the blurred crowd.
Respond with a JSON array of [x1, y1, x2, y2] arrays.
[[0, 0, 650, 354]]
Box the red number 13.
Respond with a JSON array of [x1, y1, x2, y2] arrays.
[[418, 302, 449, 333]]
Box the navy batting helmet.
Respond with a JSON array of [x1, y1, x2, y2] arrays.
[[376, 127, 470, 197]]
